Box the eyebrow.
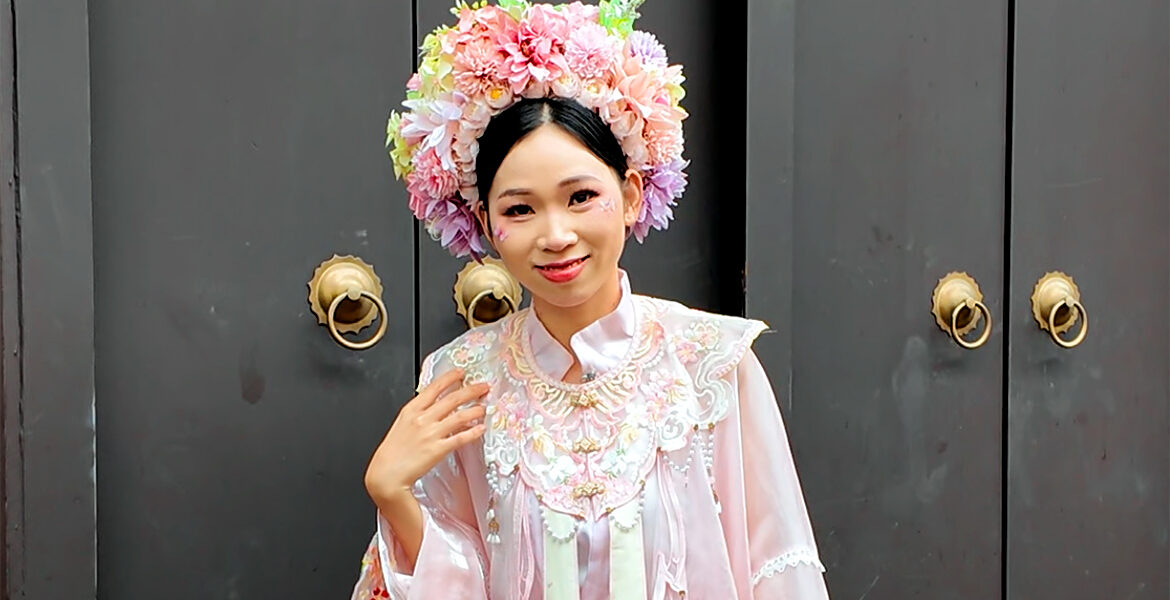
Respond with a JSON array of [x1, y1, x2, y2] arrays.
[[495, 175, 602, 200]]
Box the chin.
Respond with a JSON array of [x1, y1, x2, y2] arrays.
[[526, 277, 596, 308]]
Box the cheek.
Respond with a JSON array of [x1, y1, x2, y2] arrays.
[[580, 203, 629, 247], [493, 225, 509, 242]]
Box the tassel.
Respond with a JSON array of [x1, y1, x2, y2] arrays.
[[486, 498, 501, 545]]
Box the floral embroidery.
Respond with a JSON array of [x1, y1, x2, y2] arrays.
[[352, 535, 392, 599], [450, 329, 495, 367], [672, 319, 720, 364], [449, 329, 499, 384], [417, 296, 767, 538]]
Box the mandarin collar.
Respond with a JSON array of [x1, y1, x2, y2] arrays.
[[525, 270, 637, 381]]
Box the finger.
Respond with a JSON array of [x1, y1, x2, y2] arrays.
[[429, 381, 489, 420], [412, 369, 465, 411], [442, 422, 487, 451], [438, 404, 487, 435]]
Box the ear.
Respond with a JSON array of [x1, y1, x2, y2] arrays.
[[620, 169, 644, 228]]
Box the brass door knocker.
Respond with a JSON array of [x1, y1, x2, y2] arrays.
[[1031, 271, 1088, 349], [307, 254, 388, 350], [453, 258, 522, 328], [931, 272, 993, 349]]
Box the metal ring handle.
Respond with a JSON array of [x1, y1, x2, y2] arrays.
[[466, 288, 516, 328], [326, 289, 388, 351], [950, 299, 992, 350], [1048, 298, 1088, 349]]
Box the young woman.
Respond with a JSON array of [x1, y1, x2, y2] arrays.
[[352, 3, 827, 598]]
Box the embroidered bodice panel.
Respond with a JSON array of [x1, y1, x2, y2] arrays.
[[418, 295, 766, 522]]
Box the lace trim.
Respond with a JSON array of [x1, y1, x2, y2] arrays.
[[750, 548, 826, 586]]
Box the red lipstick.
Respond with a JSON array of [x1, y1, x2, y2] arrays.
[[536, 256, 589, 283]]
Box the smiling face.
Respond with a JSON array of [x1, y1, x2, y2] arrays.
[[478, 123, 643, 315]]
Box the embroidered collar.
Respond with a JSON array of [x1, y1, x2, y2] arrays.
[[525, 270, 637, 381]]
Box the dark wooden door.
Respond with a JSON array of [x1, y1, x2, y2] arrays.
[[1007, 1, 1168, 597], [745, 0, 1167, 598], [747, 0, 1009, 596], [88, 1, 417, 597]]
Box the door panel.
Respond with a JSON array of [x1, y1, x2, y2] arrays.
[[760, 1, 1009, 596], [415, 0, 747, 355], [1008, 1, 1169, 597], [90, 1, 415, 596]]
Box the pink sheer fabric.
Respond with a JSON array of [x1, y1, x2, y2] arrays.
[[351, 273, 827, 599]]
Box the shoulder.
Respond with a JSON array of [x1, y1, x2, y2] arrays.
[[634, 294, 769, 368], [416, 308, 528, 390]]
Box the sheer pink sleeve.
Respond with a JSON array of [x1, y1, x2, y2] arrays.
[[350, 448, 489, 600], [715, 349, 829, 599]]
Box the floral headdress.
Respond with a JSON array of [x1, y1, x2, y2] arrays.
[[387, 0, 689, 258]]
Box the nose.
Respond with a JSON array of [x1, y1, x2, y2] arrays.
[[538, 211, 578, 253]]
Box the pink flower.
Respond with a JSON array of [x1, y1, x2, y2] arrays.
[[453, 36, 508, 99], [618, 122, 648, 166], [643, 120, 684, 164], [550, 71, 582, 99], [459, 183, 481, 210], [499, 5, 570, 93], [601, 54, 684, 168], [520, 79, 551, 99], [421, 196, 487, 258], [675, 339, 699, 364], [559, 2, 600, 28], [455, 4, 514, 39], [400, 93, 464, 170], [406, 148, 460, 216], [565, 23, 617, 81], [576, 80, 616, 112], [613, 56, 665, 121]]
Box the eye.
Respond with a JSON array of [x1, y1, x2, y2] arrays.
[[502, 203, 533, 217], [569, 189, 600, 205]]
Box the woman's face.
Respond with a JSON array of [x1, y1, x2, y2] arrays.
[[479, 123, 642, 312]]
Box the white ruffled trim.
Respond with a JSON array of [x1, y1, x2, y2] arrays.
[[750, 548, 826, 586]]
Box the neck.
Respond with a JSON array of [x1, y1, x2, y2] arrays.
[[531, 273, 623, 354]]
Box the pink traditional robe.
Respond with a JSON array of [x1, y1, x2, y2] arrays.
[[352, 274, 828, 599]]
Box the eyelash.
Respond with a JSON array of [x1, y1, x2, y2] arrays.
[[500, 190, 601, 217], [502, 204, 532, 217], [570, 189, 600, 205]]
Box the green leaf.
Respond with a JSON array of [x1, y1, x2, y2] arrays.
[[496, 0, 530, 20], [450, 1, 488, 17], [598, 0, 644, 36]]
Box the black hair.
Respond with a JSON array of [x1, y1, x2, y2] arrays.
[[474, 97, 629, 210]]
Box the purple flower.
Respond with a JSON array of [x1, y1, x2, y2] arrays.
[[633, 158, 688, 242], [423, 196, 488, 258], [627, 31, 668, 69]]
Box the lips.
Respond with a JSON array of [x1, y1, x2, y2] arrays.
[[538, 256, 588, 270], [536, 256, 589, 283]]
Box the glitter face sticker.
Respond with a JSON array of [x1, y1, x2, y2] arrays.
[[599, 197, 617, 213], [494, 226, 509, 242]]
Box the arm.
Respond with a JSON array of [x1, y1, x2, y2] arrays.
[[351, 449, 489, 600], [715, 349, 829, 599], [375, 490, 424, 568], [351, 367, 491, 600]]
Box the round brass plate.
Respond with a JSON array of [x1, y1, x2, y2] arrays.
[[308, 254, 385, 335], [454, 258, 522, 328]]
